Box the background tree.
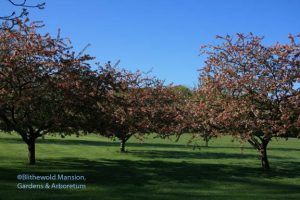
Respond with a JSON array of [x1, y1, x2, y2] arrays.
[[87, 62, 188, 152], [93, 64, 163, 152], [186, 91, 217, 148], [147, 84, 190, 143], [198, 33, 300, 170], [172, 85, 193, 98], [0, 19, 93, 164]]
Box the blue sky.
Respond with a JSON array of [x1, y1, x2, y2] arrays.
[[1, 0, 300, 87]]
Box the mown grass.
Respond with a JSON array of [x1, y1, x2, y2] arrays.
[[0, 133, 299, 200]]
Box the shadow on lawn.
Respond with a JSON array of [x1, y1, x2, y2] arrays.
[[1, 137, 300, 153], [1, 158, 300, 200], [0, 137, 188, 149], [208, 146, 300, 152], [129, 149, 261, 160]]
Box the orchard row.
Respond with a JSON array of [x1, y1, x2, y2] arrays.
[[0, 19, 299, 170]]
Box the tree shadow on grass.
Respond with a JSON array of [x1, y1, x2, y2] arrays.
[[1, 158, 300, 200], [210, 145, 300, 152], [2, 137, 300, 153], [2, 157, 300, 181], [1, 137, 299, 165], [130, 149, 258, 159], [0, 137, 117, 147], [0, 137, 188, 149], [129, 149, 297, 161]]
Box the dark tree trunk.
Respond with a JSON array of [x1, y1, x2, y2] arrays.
[[248, 136, 271, 171], [260, 140, 270, 171], [120, 138, 126, 152], [27, 139, 36, 165], [204, 136, 209, 147]]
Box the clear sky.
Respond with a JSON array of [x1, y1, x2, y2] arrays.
[[1, 0, 300, 87]]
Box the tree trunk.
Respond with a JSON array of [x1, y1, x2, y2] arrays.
[[120, 138, 126, 152], [204, 136, 209, 147], [248, 136, 270, 171], [27, 139, 36, 165], [260, 141, 270, 171]]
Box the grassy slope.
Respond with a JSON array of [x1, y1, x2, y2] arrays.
[[0, 133, 299, 200]]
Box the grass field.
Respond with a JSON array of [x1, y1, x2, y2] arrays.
[[0, 133, 299, 200]]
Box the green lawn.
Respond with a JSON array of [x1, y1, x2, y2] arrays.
[[0, 133, 299, 200]]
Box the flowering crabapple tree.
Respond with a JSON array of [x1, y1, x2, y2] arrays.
[[185, 90, 219, 147], [88, 62, 188, 152], [198, 33, 300, 170], [0, 19, 93, 164], [146, 84, 189, 141]]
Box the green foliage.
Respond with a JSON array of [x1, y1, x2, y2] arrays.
[[172, 85, 194, 98]]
